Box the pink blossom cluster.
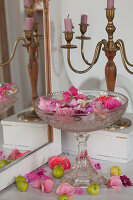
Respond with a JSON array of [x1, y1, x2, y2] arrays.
[[0, 83, 15, 99], [38, 86, 122, 115]]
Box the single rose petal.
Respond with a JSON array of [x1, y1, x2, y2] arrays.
[[44, 179, 54, 193], [75, 188, 84, 195]]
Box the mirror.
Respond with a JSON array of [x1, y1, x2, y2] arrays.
[[0, 0, 54, 179]]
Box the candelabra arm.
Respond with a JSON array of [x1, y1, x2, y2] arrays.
[[116, 39, 133, 67], [81, 39, 106, 66], [116, 40, 133, 74], [0, 37, 27, 66], [67, 39, 105, 74]]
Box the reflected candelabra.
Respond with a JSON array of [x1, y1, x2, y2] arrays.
[[0, 3, 44, 121], [61, 8, 133, 129]]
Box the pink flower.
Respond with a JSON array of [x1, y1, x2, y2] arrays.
[[26, 168, 53, 183], [0, 150, 5, 161], [104, 99, 122, 110], [107, 175, 122, 190], [33, 179, 54, 193], [120, 175, 133, 187], [61, 86, 87, 104], [8, 149, 30, 160], [48, 156, 71, 171], [75, 188, 84, 195], [92, 163, 102, 172], [90, 101, 103, 112], [69, 86, 78, 96], [0, 83, 15, 98], [8, 149, 21, 160], [38, 97, 57, 112], [56, 182, 75, 198]]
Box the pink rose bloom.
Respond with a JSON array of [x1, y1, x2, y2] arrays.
[[104, 99, 122, 110], [107, 175, 122, 190], [56, 107, 74, 115], [33, 179, 54, 193], [38, 97, 56, 112], [56, 182, 75, 198]]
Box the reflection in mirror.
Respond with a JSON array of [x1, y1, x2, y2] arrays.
[[0, 0, 52, 174]]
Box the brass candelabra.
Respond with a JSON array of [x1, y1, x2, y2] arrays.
[[61, 8, 133, 130], [0, 5, 44, 121]]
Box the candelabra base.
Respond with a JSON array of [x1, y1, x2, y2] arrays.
[[106, 117, 132, 130], [17, 109, 40, 122]]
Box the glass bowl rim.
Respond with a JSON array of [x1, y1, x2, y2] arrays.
[[33, 89, 128, 117]]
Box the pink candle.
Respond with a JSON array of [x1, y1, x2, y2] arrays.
[[26, 18, 33, 30], [107, 0, 114, 9], [33, 12, 39, 24], [25, 0, 33, 8], [81, 15, 88, 25], [64, 18, 74, 32]]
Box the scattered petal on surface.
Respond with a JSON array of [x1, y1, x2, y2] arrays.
[[75, 188, 84, 195], [56, 182, 75, 197], [120, 175, 133, 187]]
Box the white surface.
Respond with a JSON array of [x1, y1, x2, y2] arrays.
[[0, 156, 133, 200], [1, 107, 48, 149], [62, 113, 133, 163]]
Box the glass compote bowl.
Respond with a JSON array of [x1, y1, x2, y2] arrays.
[[0, 83, 19, 114], [33, 90, 128, 187]]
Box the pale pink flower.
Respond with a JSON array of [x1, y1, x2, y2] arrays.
[[107, 175, 122, 190], [38, 97, 56, 112], [33, 179, 54, 193], [104, 99, 122, 110], [56, 182, 75, 198]]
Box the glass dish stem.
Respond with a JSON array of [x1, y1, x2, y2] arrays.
[[61, 132, 107, 187]]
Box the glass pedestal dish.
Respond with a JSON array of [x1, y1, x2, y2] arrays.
[[34, 90, 128, 187], [0, 83, 19, 113]]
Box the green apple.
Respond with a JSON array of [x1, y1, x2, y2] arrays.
[[110, 166, 121, 176], [58, 195, 69, 200], [16, 181, 28, 192], [52, 165, 64, 179], [88, 184, 100, 195], [15, 176, 26, 183], [0, 160, 9, 168]]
